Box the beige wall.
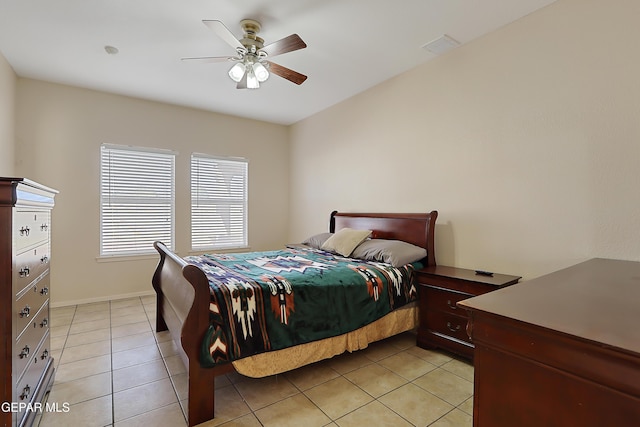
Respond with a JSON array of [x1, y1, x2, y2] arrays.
[[290, 0, 640, 279], [12, 0, 640, 304], [0, 51, 16, 176], [15, 80, 289, 306]]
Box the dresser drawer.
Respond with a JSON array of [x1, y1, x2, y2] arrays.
[[421, 285, 471, 316], [13, 209, 50, 253], [14, 274, 50, 338], [14, 302, 50, 379], [13, 241, 50, 293], [15, 332, 51, 424], [425, 310, 472, 344]]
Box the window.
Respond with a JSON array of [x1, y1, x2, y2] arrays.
[[100, 144, 176, 256], [191, 153, 248, 251]]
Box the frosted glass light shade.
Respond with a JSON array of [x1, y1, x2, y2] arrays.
[[253, 63, 269, 82], [228, 63, 246, 82], [246, 67, 259, 89]]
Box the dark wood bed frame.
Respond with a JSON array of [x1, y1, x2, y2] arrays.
[[152, 210, 438, 426]]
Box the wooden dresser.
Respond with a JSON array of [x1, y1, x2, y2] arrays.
[[416, 265, 520, 360], [1, 178, 57, 427], [459, 258, 640, 427]]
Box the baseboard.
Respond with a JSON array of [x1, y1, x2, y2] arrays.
[[50, 290, 156, 308]]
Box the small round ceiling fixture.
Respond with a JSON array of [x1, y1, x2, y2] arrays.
[[104, 45, 119, 55]]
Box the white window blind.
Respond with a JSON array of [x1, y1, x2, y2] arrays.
[[100, 144, 175, 256], [191, 154, 248, 251]]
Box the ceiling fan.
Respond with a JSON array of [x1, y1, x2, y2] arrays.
[[183, 19, 307, 89]]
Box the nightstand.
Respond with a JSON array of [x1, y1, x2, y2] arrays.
[[416, 265, 520, 360]]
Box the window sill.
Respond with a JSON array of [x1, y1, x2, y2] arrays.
[[188, 246, 251, 256], [96, 246, 252, 262], [96, 253, 159, 263]]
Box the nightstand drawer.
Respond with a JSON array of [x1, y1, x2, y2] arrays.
[[416, 265, 521, 360], [422, 285, 471, 316], [426, 310, 472, 344]]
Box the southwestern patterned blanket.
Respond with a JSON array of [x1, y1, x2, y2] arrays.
[[185, 245, 420, 368]]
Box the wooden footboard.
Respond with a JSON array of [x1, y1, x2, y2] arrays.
[[152, 241, 233, 426]]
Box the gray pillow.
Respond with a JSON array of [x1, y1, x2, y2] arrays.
[[351, 239, 427, 267], [301, 232, 333, 249]]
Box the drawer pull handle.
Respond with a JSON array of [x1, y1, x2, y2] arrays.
[[40, 287, 49, 296], [19, 345, 30, 359], [41, 223, 49, 231], [20, 305, 31, 318], [447, 322, 461, 332], [40, 318, 49, 328], [447, 299, 457, 310], [20, 385, 31, 400], [41, 349, 49, 360], [41, 255, 49, 264], [19, 267, 30, 277], [20, 226, 30, 236]]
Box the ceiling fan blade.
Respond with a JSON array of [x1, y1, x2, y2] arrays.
[[203, 20, 244, 51], [266, 61, 307, 85], [261, 34, 307, 57], [181, 56, 236, 63]]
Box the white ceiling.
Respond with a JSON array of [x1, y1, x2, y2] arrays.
[[0, 0, 556, 125]]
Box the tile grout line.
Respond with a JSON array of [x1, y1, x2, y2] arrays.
[[109, 299, 115, 427]]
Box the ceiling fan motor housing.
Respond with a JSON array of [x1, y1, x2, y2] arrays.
[[240, 19, 264, 51]]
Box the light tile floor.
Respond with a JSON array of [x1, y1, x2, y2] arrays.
[[41, 296, 474, 427]]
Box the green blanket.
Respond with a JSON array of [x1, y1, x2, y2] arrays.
[[185, 245, 420, 367]]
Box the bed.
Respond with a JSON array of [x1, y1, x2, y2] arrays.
[[152, 210, 437, 426]]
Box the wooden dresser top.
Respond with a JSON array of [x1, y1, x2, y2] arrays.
[[459, 258, 640, 356]]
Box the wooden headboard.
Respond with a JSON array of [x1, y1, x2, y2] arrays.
[[329, 211, 438, 266]]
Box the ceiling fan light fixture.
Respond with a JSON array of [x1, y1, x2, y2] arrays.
[[253, 62, 269, 83], [228, 62, 246, 82], [246, 66, 259, 89]]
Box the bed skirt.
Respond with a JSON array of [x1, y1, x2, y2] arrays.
[[231, 301, 418, 377]]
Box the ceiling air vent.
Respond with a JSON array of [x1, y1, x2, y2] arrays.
[[422, 35, 460, 55]]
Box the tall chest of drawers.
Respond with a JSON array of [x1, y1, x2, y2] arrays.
[[1, 178, 57, 427]]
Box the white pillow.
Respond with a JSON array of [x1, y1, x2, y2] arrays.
[[321, 228, 372, 257]]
